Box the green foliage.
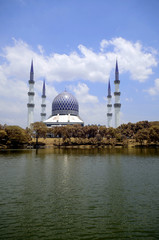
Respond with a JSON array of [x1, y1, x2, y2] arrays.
[[0, 130, 7, 145], [149, 121, 159, 128], [135, 128, 150, 145], [50, 120, 159, 147], [31, 122, 47, 138], [107, 127, 116, 138], [1, 120, 159, 149], [99, 126, 107, 137], [95, 133, 102, 142], [149, 127, 159, 143], [31, 122, 47, 147], [3, 125, 30, 148]]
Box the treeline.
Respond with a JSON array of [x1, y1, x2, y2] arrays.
[[50, 121, 159, 147], [0, 121, 159, 149]]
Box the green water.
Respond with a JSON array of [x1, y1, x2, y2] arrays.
[[0, 148, 159, 239]]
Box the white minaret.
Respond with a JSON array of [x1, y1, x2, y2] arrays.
[[114, 60, 121, 128], [27, 60, 35, 128], [41, 79, 46, 121], [107, 79, 112, 127]]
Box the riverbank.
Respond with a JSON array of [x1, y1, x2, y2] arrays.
[[1, 121, 159, 150], [1, 138, 159, 150], [31, 137, 159, 149]]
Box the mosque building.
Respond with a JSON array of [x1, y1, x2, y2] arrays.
[[27, 61, 84, 128], [27, 60, 121, 128], [44, 90, 84, 127]]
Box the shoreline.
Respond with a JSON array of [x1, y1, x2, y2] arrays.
[[1, 138, 159, 150], [33, 138, 159, 149]]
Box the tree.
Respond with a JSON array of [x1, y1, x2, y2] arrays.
[[149, 127, 159, 143], [5, 125, 30, 148], [31, 122, 47, 147], [86, 125, 98, 138], [106, 127, 116, 139], [52, 126, 63, 138], [135, 128, 150, 145], [99, 126, 107, 137], [0, 130, 7, 146]]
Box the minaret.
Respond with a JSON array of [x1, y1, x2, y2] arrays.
[[27, 60, 35, 128], [114, 60, 121, 128], [107, 79, 112, 127], [41, 79, 46, 121]]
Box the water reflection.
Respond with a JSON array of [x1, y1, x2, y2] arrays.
[[1, 146, 158, 158], [0, 148, 159, 239]]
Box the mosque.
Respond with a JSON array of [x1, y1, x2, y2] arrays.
[[44, 91, 84, 127], [27, 60, 121, 128]]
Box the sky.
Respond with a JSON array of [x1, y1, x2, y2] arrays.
[[0, 0, 159, 128]]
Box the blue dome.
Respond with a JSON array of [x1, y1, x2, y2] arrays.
[[52, 91, 79, 116]]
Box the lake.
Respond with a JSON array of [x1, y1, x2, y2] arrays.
[[0, 148, 159, 239]]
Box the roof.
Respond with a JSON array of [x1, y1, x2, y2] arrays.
[[44, 114, 84, 125], [52, 91, 79, 116]]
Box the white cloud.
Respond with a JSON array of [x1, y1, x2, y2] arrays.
[[1, 37, 157, 84], [100, 40, 109, 51], [81, 102, 106, 125], [71, 83, 99, 104], [38, 45, 45, 55], [100, 37, 157, 82], [0, 37, 158, 127], [146, 78, 159, 95], [68, 83, 102, 125]]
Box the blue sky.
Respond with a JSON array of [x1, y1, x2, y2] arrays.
[[0, 0, 159, 127]]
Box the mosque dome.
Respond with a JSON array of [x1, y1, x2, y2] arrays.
[[52, 91, 79, 116]]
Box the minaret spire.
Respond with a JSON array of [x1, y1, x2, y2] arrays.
[[27, 60, 35, 128], [115, 59, 119, 81], [108, 79, 111, 96], [114, 60, 121, 128], [41, 79, 46, 121], [42, 79, 46, 97], [107, 78, 112, 127], [30, 60, 34, 81]]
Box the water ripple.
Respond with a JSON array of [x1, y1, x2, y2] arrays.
[[0, 149, 159, 239]]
